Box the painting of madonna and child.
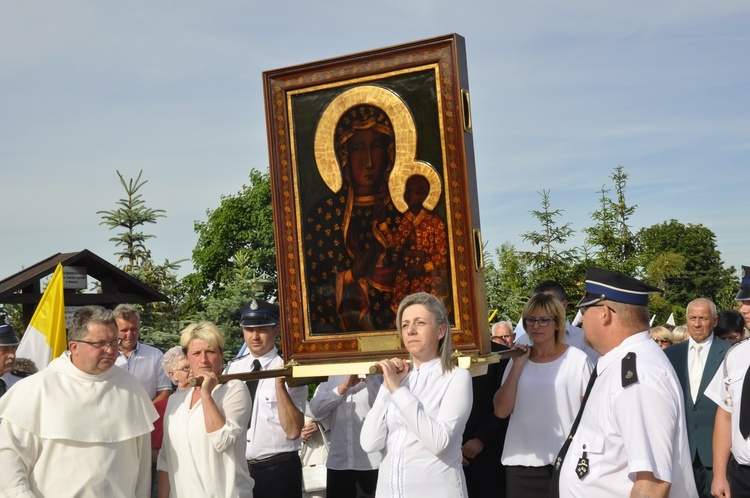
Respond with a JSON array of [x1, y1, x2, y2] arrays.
[[264, 35, 487, 354], [303, 98, 451, 335]]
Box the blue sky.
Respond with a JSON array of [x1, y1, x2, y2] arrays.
[[2, 1, 748, 285]]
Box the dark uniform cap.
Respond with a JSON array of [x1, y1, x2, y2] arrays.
[[0, 323, 20, 347], [735, 265, 750, 301], [576, 266, 663, 307], [239, 299, 280, 328]]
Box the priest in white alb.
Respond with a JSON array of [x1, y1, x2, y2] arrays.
[[0, 305, 158, 498]]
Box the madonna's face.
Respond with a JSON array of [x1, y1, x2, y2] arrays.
[[347, 128, 390, 195]]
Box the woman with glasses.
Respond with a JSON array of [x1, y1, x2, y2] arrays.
[[157, 322, 254, 498], [493, 293, 593, 498], [360, 292, 472, 497], [649, 326, 674, 350], [162, 346, 192, 391]]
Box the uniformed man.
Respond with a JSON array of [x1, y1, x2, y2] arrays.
[[223, 299, 306, 498], [0, 320, 21, 397], [706, 264, 750, 497], [740, 265, 750, 335], [551, 267, 697, 498]]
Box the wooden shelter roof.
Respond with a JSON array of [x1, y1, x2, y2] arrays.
[[0, 250, 167, 315]]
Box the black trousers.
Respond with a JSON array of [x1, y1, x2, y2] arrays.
[[463, 449, 506, 498], [505, 464, 552, 498], [693, 453, 713, 498], [248, 452, 302, 498], [728, 456, 750, 498], [326, 468, 378, 498]]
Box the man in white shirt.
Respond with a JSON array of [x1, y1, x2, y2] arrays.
[[515, 280, 599, 363], [113, 304, 171, 403], [0, 306, 158, 497], [740, 266, 750, 336], [706, 264, 750, 497], [551, 267, 697, 498], [224, 299, 307, 498], [309, 374, 383, 497]]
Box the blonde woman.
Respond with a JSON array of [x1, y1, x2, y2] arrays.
[[157, 322, 253, 497], [671, 325, 689, 343], [360, 292, 472, 497], [494, 293, 593, 498], [649, 326, 673, 350]]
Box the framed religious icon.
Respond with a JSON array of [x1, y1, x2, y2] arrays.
[[263, 34, 490, 364]]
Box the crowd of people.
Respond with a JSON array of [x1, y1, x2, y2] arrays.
[[1, 264, 749, 497]]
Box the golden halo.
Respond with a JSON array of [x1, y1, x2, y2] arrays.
[[389, 160, 442, 212], [313, 85, 441, 211]]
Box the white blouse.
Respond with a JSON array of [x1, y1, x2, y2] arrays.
[[501, 346, 592, 466], [360, 358, 473, 497], [157, 380, 254, 497]]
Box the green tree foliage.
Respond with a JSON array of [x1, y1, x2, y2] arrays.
[[99, 170, 186, 350], [521, 190, 579, 291], [484, 243, 530, 323], [184, 169, 277, 309], [194, 250, 274, 360], [97, 170, 166, 272], [583, 166, 638, 275], [131, 259, 188, 352], [638, 220, 738, 319]]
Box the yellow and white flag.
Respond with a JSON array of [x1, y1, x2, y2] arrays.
[[17, 263, 67, 369]]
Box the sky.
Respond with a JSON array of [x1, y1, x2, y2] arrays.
[[2, 1, 748, 286]]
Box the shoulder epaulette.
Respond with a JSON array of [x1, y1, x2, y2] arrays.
[[621, 352, 638, 388], [10, 370, 33, 379], [720, 339, 749, 407], [226, 352, 251, 365]]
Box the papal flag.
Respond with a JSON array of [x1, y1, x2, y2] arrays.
[[17, 263, 67, 369]]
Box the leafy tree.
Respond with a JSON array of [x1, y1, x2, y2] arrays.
[[99, 170, 186, 349], [521, 190, 579, 290], [184, 169, 277, 310], [97, 170, 166, 272], [194, 249, 274, 360], [484, 243, 530, 323], [583, 166, 638, 275], [131, 258, 188, 352], [645, 252, 687, 290], [638, 220, 737, 315]]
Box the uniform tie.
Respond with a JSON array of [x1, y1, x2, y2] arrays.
[[0, 378, 7, 398], [549, 367, 598, 498], [740, 364, 750, 439], [245, 359, 262, 428], [690, 344, 704, 402]]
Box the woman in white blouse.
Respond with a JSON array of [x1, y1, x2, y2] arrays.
[[493, 293, 593, 498], [360, 292, 473, 497], [157, 322, 254, 498]]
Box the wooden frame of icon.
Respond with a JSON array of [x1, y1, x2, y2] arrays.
[[263, 33, 490, 364]]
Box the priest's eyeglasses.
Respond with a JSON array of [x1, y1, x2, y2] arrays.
[[72, 339, 119, 350]]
